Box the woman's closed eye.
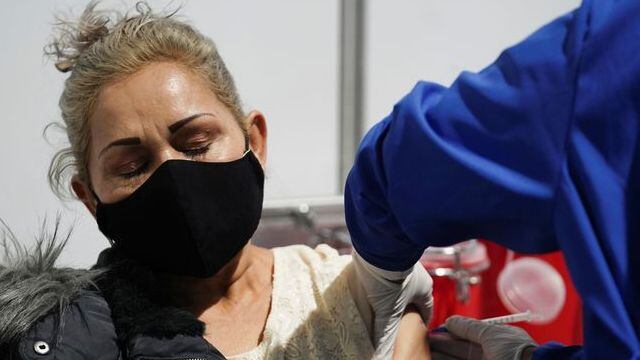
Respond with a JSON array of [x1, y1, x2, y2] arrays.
[[110, 141, 212, 180], [118, 160, 149, 179], [180, 142, 211, 158]]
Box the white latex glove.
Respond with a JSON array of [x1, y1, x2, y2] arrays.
[[445, 316, 538, 360], [352, 250, 433, 359]]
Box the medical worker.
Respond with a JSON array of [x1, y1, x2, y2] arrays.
[[345, 0, 640, 358]]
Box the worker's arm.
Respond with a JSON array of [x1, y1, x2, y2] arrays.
[[345, 2, 590, 360], [345, 6, 587, 271], [347, 251, 433, 359], [346, 0, 640, 359]]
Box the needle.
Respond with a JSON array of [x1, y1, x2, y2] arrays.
[[480, 311, 535, 325], [430, 311, 535, 333]]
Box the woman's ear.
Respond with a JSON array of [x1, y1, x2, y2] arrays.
[[245, 110, 268, 166], [71, 176, 97, 218]]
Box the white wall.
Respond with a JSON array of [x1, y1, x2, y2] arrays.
[[181, 1, 340, 200], [365, 0, 581, 129], [0, 0, 339, 267]]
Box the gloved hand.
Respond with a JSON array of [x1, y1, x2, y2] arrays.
[[352, 250, 433, 359], [445, 316, 538, 360]]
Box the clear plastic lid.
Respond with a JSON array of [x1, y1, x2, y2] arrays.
[[497, 257, 566, 324]]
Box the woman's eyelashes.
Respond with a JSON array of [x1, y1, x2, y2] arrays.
[[119, 161, 149, 179], [114, 143, 212, 179], [180, 143, 212, 158]]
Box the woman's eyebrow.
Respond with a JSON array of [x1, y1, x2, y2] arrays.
[[168, 112, 216, 134], [98, 137, 141, 159], [98, 113, 216, 158]]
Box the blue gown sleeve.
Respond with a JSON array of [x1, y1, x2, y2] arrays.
[[344, 6, 588, 271], [533, 342, 583, 360]]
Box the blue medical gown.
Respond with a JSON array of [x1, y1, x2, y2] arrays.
[[344, 0, 640, 358]]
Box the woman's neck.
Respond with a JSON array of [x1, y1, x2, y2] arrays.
[[163, 244, 273, 314]]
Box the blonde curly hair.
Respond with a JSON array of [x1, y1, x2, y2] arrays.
[[46, 1, 245, 199]]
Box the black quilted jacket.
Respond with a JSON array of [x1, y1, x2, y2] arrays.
[[1, 244, 226, 360]]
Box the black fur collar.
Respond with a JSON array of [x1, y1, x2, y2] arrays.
[[93, 247, 205, 344]]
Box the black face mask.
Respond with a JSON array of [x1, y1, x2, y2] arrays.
[[95, 150, 264, 278]]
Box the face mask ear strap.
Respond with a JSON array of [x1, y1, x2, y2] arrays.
[[88, 186, 115, 246], [243, 134, 256, 158], [89, 186, 102, 205]]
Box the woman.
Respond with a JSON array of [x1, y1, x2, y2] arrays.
[[0, 2, 432, 359]]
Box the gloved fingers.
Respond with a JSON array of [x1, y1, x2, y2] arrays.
[[445, 316, 491, 344], [401, 263, 432, 299], [372, 322, 402, 358], [405, 263, 433, 297], [351, 250, 437, 357], [406, 264, 434, 325], [412, 297, 433, 327], [445, 316, 538, 360]]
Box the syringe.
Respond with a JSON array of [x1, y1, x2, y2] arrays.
[[479, 311, 534, 325], [430, 311, 535, 333]]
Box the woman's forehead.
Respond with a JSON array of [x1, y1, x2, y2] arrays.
[[89, 62, 232, 143], [95, 63, 211, 118]]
